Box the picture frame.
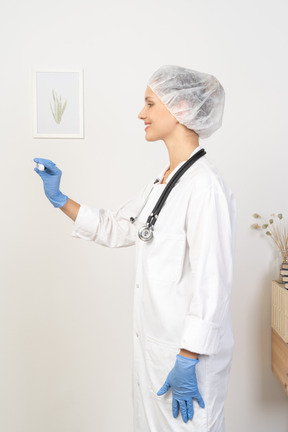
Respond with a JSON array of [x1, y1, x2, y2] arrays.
[[32, 69, 84, 138]]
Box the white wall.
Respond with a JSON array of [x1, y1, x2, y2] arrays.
[[0, 0, 288, 430]]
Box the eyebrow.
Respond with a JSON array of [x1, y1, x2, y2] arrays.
[[145, 96, 154, 101]]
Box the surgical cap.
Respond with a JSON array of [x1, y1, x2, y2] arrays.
[[147, 65, 225, 139]]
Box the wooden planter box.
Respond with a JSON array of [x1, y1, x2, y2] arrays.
[[272, 329, 288, 395], [271, 281, 288, 395], [271, 280, 288, 343]]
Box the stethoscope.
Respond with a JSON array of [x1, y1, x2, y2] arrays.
[[130, 148, 206, 242]]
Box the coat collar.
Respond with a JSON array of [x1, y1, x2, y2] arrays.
[[156, 145, 204, 184]]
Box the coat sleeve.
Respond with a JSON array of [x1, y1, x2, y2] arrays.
[[179, 184, 237, 356], [71, 183, 152, 248]]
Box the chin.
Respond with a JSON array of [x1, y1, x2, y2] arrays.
[[145, 132, 160, 142]]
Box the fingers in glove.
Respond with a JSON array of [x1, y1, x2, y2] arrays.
[[33, 167, 54, 180], [172, 397, 179, 418], [34, 167, 45, 178], [33, 158, 56, 167], [179, 400, 188, 423], [33, 158, 60, 174], [157, 380, 171, 396], [187, 399, 194, 420], [195, 391, 205, 409]]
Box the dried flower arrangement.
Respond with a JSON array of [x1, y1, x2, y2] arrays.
[[251, 213, 288, 261], [251, 213, 288, 283]]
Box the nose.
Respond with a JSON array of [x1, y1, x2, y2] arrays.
[[138, 106, 146, 120]]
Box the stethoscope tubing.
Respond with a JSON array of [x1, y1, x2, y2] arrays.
[[130, 148, 206, 241], [146, 148, 206, 227]]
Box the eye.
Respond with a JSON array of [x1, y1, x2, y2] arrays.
[[147, 103, 153, 107]]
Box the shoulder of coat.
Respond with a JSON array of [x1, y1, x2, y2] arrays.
[[183, 158, 228, 197]]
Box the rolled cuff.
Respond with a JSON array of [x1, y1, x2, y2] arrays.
[[71, 204, 100, 241], [179, 315, 220, 356]]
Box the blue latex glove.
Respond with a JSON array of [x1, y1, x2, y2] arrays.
[[33, 158, 68, 208], [157, 354, 205, 423]]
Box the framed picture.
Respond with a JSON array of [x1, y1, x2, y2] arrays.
[[33, 69, 84, 138]]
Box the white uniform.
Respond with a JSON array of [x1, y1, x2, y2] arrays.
[[71, 145, 237, 432]]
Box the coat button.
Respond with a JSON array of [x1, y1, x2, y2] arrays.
[[136, 283, 139, 289], [136, 332, 139, 338]]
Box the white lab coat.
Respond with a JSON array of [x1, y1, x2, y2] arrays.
[[71, 145, 237, 432]]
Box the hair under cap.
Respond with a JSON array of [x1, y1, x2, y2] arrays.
[[147, 65, 225, 139]]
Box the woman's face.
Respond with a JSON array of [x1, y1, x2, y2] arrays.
[[138, 86, 178, 141]]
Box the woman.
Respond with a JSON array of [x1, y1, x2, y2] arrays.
[[34, 65, 237, 432]]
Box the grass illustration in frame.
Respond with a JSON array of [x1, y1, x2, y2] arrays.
[[33, 69, 84, 138]]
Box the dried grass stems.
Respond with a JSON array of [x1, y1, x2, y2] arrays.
[[251, 213, 288, 261], [50, 89, 67, 124]]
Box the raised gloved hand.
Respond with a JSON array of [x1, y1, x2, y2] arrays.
[[157, 354, 205, 423], [33, 158, 68, 208]]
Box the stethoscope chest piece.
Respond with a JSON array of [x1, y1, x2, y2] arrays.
[[138, 225, 154, 242]]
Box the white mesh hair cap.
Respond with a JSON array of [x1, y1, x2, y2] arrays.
[[147, 65, 225, 139]]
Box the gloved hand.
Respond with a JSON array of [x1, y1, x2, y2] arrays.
[[33, 158, 69, 208], [157, 354, 205, 423]]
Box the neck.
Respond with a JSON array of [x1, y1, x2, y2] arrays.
[[163, 127, 200, 172]]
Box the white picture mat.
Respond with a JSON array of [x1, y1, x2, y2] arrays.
[[33, 69, 84, 138]]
